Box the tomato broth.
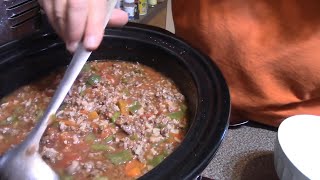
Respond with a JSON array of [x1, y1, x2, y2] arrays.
[[0, 60, 188, 180]]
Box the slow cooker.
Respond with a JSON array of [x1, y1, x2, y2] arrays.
[[0, 21, 230, 179]]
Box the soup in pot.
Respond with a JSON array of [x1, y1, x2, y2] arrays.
[[0, 60, 188, 180]]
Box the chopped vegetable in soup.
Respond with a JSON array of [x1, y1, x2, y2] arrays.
[[0, 61, 188, 179]]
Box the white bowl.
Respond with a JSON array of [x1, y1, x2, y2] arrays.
[[274, 115, 320, 180]]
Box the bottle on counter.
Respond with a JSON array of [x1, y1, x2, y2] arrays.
[[120, 0, 124, 8], [123, 0, 139, 20], [138, 0, 147, 15], [148, 0, 157, 8], [134, 0, 140, 19]]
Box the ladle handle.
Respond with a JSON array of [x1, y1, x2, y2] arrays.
[[23, 0, 118, 148]]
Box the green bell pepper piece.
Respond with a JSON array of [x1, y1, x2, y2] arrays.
[[128, 101, 142, 114], [87, 74, 101, 86], [107, 150, 133, 165]]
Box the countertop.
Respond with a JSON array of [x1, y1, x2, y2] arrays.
[[129, 1, 167, 24], [202, 122, 279, 180]]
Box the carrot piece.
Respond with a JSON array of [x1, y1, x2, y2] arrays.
[[125, 160, 145, 178], [172, 132, 183, 142], [173, 132, 183, 140], [126, 167, 141, 178], [88, 111, 99, 120], [118, 100, 129, 116]]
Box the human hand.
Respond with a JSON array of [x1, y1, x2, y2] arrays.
[[38, 0, 128, 52]]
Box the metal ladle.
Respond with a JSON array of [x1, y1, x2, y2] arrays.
[[0, 0, 117, 179]]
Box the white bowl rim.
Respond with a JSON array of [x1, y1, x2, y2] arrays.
[[277, 114, 320, 179]]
